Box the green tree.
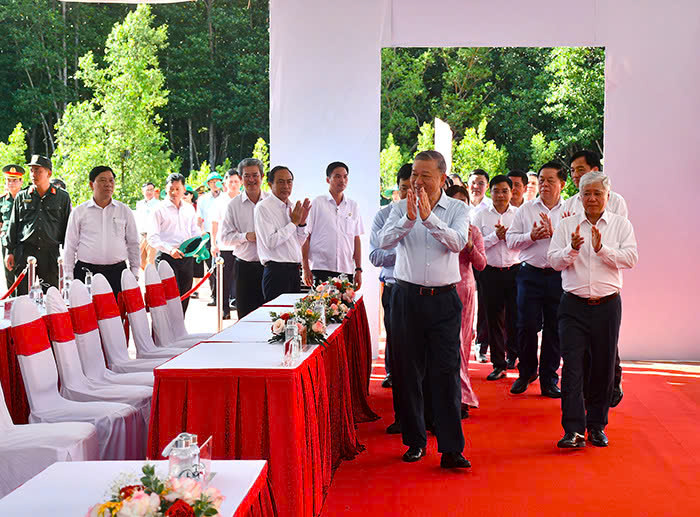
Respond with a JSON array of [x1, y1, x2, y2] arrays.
[[380, 133, 407, 199], [0, 123, 29, 193], [452, 119, 508, 177], [252, 137, 270, 174], [529, 132, 559, 171], [414, 122, 434, 156], [54, 5, 177, 206]]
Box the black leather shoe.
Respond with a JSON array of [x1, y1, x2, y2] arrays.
[[487, 367, 506, 381], [506, 357, 517, 370], [207, 299, 217, 307], [386, 421, 401, 434], [460, 403, 469, 419], [541, 384, 561, 398], [381, 374, 392, 388], [402, 446, 426, 462], [557, 432, 585, 448], [222, 313, 231, 320], [510, 374, 538, 394], [587, 429, 608, 447], [440, 452, 471, 469], [610, 384, 623, 408]]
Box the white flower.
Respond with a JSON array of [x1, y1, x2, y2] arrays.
[[118, 491, 160, 517], [271, 319, 285, 334], [166, 477, 203, 505], [203, 486, 225, 508]]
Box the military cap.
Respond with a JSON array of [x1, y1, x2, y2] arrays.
[[27, 154, 52, 170], [2, 165, 24, 177]]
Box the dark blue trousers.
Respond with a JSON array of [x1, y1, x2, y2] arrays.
[[390, 283, 464, 453], [262, 261, 301, 303], [515, 264, 562, 387]]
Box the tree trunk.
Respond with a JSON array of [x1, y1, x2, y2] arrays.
[[219, 133, 229, 166], [62, 2, 68, 112], [188, 118, 200, 170], [208, 117, 216, 169]]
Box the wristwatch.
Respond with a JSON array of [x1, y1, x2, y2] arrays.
[[355, 267, 363, 272]]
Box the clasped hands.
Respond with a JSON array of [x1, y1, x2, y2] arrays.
[[530, 212, 554, 241], [570, 224, 602, 252], [289, 198, 312, 226], [406, 187, 432, 221]]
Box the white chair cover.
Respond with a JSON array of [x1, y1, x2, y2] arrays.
[[120, 269, 187, 359], [145, 264, 204, 348], [157, 260, 213, 342], [0, 382, 99, 498], [10, 296, 146, 460], [89, 274, 164, 375], [45, 288, 152, 428]]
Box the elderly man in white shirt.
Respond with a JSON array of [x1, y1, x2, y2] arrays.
[[380, 150, 471, 470], [549, 171, 638, 449], [63, 166, 139, 295], [473, 174, 521, 380], [135, 182, 159, 269], [148, 173, 201, 313], [220, 158, 268, 318], [254, 166, 311, 303], [302, 161, 364, 289], [506, 162, 567, 399]]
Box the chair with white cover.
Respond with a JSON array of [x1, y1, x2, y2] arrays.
[[0, 382, 99, 498], [120, 269, 187, 360], [44, 287, 152, 429], [90, 274, 163, 375], [157, 260, 213, 343], [145, 264, 206, 348], [10, 296, 146, 460]]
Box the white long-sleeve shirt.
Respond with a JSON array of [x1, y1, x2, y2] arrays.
[[254, 194, 307, 265], [472, 204, 520, 267], [548, 211, 638, 298], [562, 190, 628, 218], [134, 198, 159, 234], [63, 198, 140, 277], [147, 198, 201, 254], [220, 190, 269, 262], [506, 197, 564, 269]]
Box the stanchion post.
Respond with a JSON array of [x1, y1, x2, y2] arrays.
[[27, 256, 37, 290], [57, 255, 64, 293], [215, 256, 225, 332]]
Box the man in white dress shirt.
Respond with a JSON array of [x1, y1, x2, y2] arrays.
[[135, 182, 159, 269], [197, 172, 223, 306], [211, 169, 242, 319], [468, 168, 491, 362], [506, 162, 567, 398], [220, 158, 268, 318], [63, 166, 139, 295], [148, 173, 201, 313], [380, 150, 471, 469], [549, 171, 638, 448], [564, 149, 628, 407], [473, 174, 520, 380], [302, 161, 364, 288], [254, 166, 311, 303], [507, 170, 528, 209]]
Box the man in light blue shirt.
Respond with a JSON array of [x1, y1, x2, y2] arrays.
[[379, 150, 471, 469], [369, 163, 411, 433]]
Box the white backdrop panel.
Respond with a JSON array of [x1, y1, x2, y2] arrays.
[[270, 0, 700, 359]]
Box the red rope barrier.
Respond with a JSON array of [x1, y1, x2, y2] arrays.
[[0, 266, 28, 300], [180, 265, 216, 301]]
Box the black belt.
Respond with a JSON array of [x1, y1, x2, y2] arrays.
[[236, 257, 262, 265], [566, 291, 619, 306], [265, 261, 300, 267], [485, 264, 519, 272], [522, 263, 558, 274], [76, 260, 127, 270], [396, 279, 455, 296]]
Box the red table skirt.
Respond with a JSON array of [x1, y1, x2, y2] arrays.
[[343, 298, 379, 423], [0, 327, 29, 424], [233, 462, 278, 517]]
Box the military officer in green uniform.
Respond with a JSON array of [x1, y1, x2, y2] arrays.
[[5, 155, 71, 294], [0, 165, 24, 292]]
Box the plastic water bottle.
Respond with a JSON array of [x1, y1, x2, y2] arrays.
[[84, 270, 93, 296], [313, 300, 326, 328], [30, 279, 43, 309], [284, 319, 298, 365], [62, 275, 72, 305]]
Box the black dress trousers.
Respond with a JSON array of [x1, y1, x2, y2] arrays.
[[220, 250, 236, 317], [390, 282, 464, 453], [235, 258, 265, 319], [155, 252, 194, 314], [559, 292, 621, 434], [262, 262, 301, 303], [74, 260, 127, 295], [481, 264, 519, 369], [311, 269, 354, 286]]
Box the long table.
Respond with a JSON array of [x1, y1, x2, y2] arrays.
[[148, 294, 376, 517], [0, 460, 275, 516]]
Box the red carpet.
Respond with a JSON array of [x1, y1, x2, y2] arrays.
[[321, 356, 700, 516]]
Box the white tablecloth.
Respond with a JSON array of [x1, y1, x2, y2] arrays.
[[261, 292, 305, 306], [0, 459, 267, 516]]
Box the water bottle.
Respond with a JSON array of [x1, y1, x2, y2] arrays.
[[30, 279, 43, 309], [62, 274, 72, 305], [162, 432, 202, 479], [84, 270, 93, 296], [313, 300, 326, 328], [284, 319, 298, 365]]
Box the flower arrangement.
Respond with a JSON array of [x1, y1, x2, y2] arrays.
[[87, 464, 223, 517]]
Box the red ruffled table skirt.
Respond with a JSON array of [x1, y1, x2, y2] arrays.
[[148, 300, 376, 517], [234, 462, 278, 517], [0, 326, 30, 424]]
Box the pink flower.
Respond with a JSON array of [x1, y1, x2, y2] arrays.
[[312, 321, 325, 334], [203, 486, 225, 508], [166, 478, 203, 505], [330, 303, 338, 311], [316, 284, 324, 292], [119, 490, 161, 516], [296, 322, 305, 333], [272, 319, 285, 334]]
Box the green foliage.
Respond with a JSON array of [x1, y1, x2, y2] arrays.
[[380, 134, 407, 198], [529, 132, 559, 171], [414, 122, 434, 157], [54, 5, 178, 207], [252, 137, 270, 174], [0, 124, 29, 192], [452, 119, 508, 177]]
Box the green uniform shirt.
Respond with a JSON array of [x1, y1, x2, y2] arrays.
[[0, 192, 15, 249], [6, 185, 71, 255]]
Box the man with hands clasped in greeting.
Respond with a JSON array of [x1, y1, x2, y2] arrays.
[[548, 171, 638, 448], [254, 165, 311, 303], [380, 150, 471, 470]]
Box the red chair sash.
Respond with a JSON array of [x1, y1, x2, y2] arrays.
[[162, 276, 179, 301], [44, 312, 76, 343], [145, 283, 167, 308], [11, 318, 51, 356], [69, 304, 99, 334], [121, 287, 145, 313], [92, 292, 121, 320]]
